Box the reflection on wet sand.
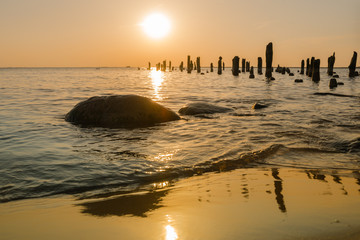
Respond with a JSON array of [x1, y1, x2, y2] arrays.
[[78, 168, 360, 219], [271, 168, 286, 213], [2, 168, 360, 240], [79, 189, 169, 217]]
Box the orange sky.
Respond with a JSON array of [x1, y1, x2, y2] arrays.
[[0, 0, 359, 68]]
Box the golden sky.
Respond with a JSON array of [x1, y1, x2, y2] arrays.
[[0, 0, 359, 67]]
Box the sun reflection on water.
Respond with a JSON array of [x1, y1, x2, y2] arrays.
[[149, 69, 164, 101], [165, 215, 178, 240]]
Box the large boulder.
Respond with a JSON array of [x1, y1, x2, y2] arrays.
[[178, 103, 232, 115], [65, 95, 180, 128]]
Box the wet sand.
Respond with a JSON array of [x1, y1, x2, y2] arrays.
[[1, 167, 360, 240]]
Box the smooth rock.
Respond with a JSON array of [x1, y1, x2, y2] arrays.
[[294, 79, 303, 83], [337, 82, 344, 85], [65, 95, 180, 128], [333, 74, 339, 78], [178, 103, 232, 115]]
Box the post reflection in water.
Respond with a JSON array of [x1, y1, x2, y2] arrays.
[[149, 69, 165, 101]]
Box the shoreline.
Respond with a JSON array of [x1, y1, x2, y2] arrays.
[[1, 167, 360, 240]]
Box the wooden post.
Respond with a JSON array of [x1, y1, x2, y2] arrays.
[[300, 60, 304, 74], [210, 63, 214, 72], [312, 59, 320, 82], [249, 66, 255, 78], [257, 57, 263, 75], [169, 61, 172, 72], [308, 57, 314, 77], [223, 62, 225, 71], [196, 57, 201, 73], [265, 42, 273, 79], [232, 56, 240, 76], [306, 58, 310, 76], [218, 56, 222, 75], [187, 56, 192, 73], [179, 61, 184, 72], [161, 60, 166, 72], [348, 51, 357, 77], [156, 63, 160, 71], [148, 62, 151, 70], [327, 52, 335, 76], [242, 59, 246, 73], [246, 61, 250, 72]]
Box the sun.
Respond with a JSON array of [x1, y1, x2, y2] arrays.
[[141, 13, 171, 39]]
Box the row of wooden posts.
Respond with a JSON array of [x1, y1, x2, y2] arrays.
[[147, 43, 358, 80]]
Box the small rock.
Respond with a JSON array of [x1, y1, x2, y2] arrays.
[[337, 82, 344, 85], [179, 103, 233, 115], [329, 78, 338, 89], [249, 74, 255, 79], [333, 74, 339, 78], [289, 73, 294, 76], [252, 102, 268, 109], [294, 79, 303, 83]]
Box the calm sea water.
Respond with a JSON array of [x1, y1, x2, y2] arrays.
[[0, 67, 359, 203]]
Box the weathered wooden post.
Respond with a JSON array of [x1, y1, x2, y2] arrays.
[[308, 57, 314, 77], [312, 59, 320, 82], [218, 56, 222, 75], [306, 58, 310, 76], [242, 59, 246, 73], [223, 62, 225, 71], [258, 57, 263, 75], [349, 51, 357, 77], [300, 60, 304, 74], [246, 61, 250, 72], [156, 63, 160, 71], [162, 60, 166, 72], [327, 52, 335, 76], [265, 42, 273, 79], [196, 57, 201, 73], [148, 62, 151, 70], [210, 63, 214, 72], [194, 63, 197, 71], [249, 66, 255, 78], [232, 56, 240, 76], [187, 55, 192, 73], [179, 61, 184, 72], [169, 61, 172, 72]]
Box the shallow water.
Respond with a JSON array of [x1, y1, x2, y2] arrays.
[[0, 67, 359, 202]]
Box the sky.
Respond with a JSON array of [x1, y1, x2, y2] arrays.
[[0, 0, 359, 67]]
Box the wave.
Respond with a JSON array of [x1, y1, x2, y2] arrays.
[[1, 142, 359, 203]]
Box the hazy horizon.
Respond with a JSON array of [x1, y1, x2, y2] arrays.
[[1, 0, 359, 68]]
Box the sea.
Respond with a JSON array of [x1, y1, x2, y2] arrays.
[[1, 67, 359, 203]]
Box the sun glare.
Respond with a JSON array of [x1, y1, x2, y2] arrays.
[[142, 13, 171, 39]]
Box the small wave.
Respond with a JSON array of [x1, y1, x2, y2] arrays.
[[332, 137, 360, 153], [314, 92, 359, 98], [1, 143, 357, 203]]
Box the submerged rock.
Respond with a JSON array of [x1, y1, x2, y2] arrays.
[[65, 95, 180, 128], [178, 103, 233, 115], [252, 102, 268, 109], [294, 79, 303, 83]]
